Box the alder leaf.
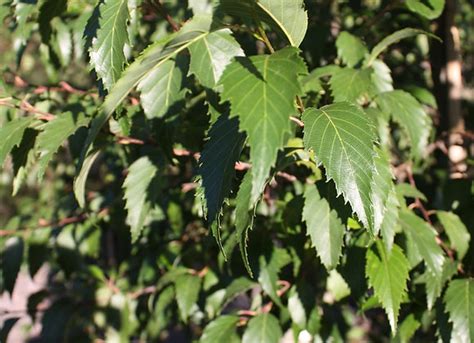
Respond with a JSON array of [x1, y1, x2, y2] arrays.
[[200, 315, 240, 343], [336, 31, 368, 67], [199, 114, 245, 225], [122, 156, 158, 242], [444, 278, 474, 343], [366, 242, 410, 333], [35, 112, 90, 180], [302, 102, 377, 229], [137, 58, 187, 119], [220, 47, 306, 203], [302, 184, 345, 270], [218, 0, 308, 47], [189, 29, 244, 88], [375, 90, 431, 159], [437, 211, 471, 260], [89, 0, 130, 90], [329, 67, 373, 103], [175, 273, 202, 323], [399, 210, 445, 277], [0, 117, 34, 167], [242, 313, 282, 343]]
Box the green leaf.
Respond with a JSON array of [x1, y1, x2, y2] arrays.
[[370, 148, 399, 243], [175, 273, 202, 322], [38, 0, 67, 43], [0, 117, 34, 167], [406, 0, 445, 19], [326, 270, 351, 302], [302, 184, 345, 270], [437, 211, 471, 260], [335, 32, 368, 67], [302, 102, 377, 229], [123, 157, 158, 243], [35, 112, 90, 180], [220, 47, 306, 203], [371, 60, 394, 94], [89, 0, 130, 90], [74, 149, 101, 208], [399, 210, 445, 277], [375, 90, 431, 159], [189, 29, 244, 88], [224, 277, 257, 306], [366, 242, 410, 333], [287, 286, 307, 328], [396, 183, 427, 202], [329, 68, 373, 103], [219, 0, 308, 47], [2, 237, 24, 294], [258, 247, 290, 308], [137, 58, 187, 119], [366, 28, 439, 66], [242, 313, 282, 343], [199, 114, 245, 225], [11, 129, 37, 196], [200, 315, 240, 343], [444, 278, 474, 343], [396, 314, 421, 343], [418, 260, 457, 310]]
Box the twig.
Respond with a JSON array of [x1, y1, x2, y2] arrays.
[[152, 0, 180, 32]]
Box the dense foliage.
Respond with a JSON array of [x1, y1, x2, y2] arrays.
[[0, 0, 473, 342]]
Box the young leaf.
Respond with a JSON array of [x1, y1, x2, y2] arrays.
[[336, 32, 368, 67], [366, 242, 410, 333], [199, 114, 245, 225], [200, 315, 240, 343], [242, 313, 282, 343], [123, 157, 158, 242], [444, 278, 474, 343], [302, 185, 345, 270], [220, 47, 306, 203], [137, 59, 187, 119], [35, 112, 90, 180], [302, 102, 377, 230], [329, 68, 373, 103], [406, 0, 445, 19], [89, 0, 130, 90], [0, 117, 34, 167], [399, 210, 445, 277], [175, 273, 202, 323], [437, 211, 471, 260], [219, 0, 308, 47], [189, 29, 244, 88], [366, 28, 439, 66], [375, 90, 431, 159]]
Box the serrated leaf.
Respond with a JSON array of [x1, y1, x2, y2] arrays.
[[175, 273, 201, 323], [0, 117, 34, 167], [329, 67, 373, 103], [75, 16, 215, 206], [375, 90, 431, 159], [336, 31, 368, 67], [235, 171, 255, 275], [242, 313, 282, 343], [258, 247, 290, 308], [35, 112, 90, 180], [366, 28, 439, 66], [219, 0, 307, 47], [38, 0, 67, 44], [302, 185, 345, 270], [224, 277, 257, 306], [326, 270, 351, 301], [89, 0, 129, 90], [123, 157, 157, 242], [444, 278, 474, 343], [220, 47, 306, 202], [371, 60, 394, 94], [437, 211, 471, 260], [370, 148, 399, 241], [189, 29, 244, 88], [399, 210, 445, 277], [137, 58, 187, 119], [2, 237, 24, 294], [302, 102, 377, 229], [418, 260, 457, 310], [396, 314, 421, 343], [406, 0, 445, 19], [200, 315, 240, 343], [199, 114, 245, 225], [11, 128, 38, 196], [366, 242, 409, 333]]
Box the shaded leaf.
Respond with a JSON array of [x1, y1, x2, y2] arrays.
[[336, 31, 368, 67], [437, 211, 471, 260], [242, 313, 282, 343], [444, 278, 474, 343], [2, 237, 24, 294], [38, 0, 67, 43], [329, 67, 373, 103], [200, 315, 240, 343], [0, 117, 34, 167], [175, 273, 202, 322], [406, 0, 445, 19]]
